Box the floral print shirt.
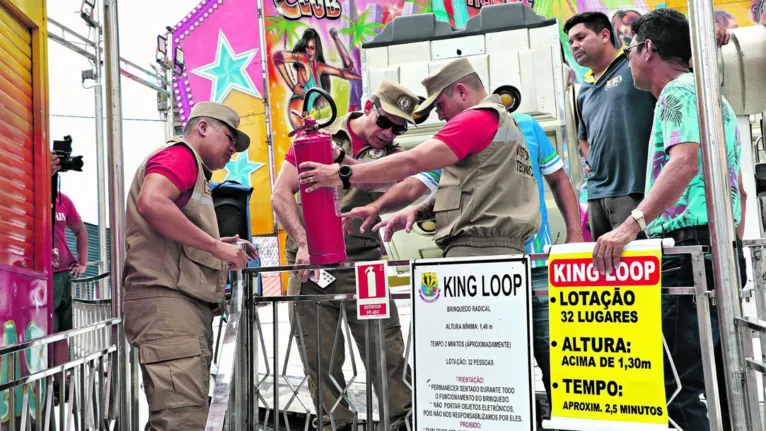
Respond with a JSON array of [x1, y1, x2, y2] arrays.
[[645, 72, 741, 237]]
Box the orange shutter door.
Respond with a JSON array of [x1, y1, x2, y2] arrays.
[[0, 3, 35, 269]]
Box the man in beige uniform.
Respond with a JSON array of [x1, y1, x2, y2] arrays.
[[122, 102, 254, 430], [271, 81, 417, 431], [299, 58, 541, 258]]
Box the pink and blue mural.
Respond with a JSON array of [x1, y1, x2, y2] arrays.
[[171, 0, 272, 235], [0, 269, 49, 423]]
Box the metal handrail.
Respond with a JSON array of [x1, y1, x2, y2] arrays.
[[209, 243, 744, 430], [242, 246, 707, 275], [244, 245, 713, 298], [207, 242, 251, 431], [0, 318, 120, 357], [0, 345, 117, 392], [73, 271, 111, 283]]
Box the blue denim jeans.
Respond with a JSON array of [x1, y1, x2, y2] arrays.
[[531, 266, 552, 406], [660, 227, 746, 431]]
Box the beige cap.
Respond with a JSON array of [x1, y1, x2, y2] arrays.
[[414, 58, 477, 117], [374, 80, 420, 124], [188, 101, 250, 152]]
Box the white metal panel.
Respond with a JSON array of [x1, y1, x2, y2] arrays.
[[426, 55, 489, 93], [367, 66, 400, 99], [364, 46, 389, 69], [529, 24, 559, 49], [531, 47, 557, 118], [467, 54, 490, 92], [720, 26, 766, 115], [488, 50, 522, 95], [430, 35, 485, 60], [485, 29, 529, 52], [517, 50, 539, 114], [388, 41, 430, 66]]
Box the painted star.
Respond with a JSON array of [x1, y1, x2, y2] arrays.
[[193, 30, 261, 103], [223, 152, 263, 186]]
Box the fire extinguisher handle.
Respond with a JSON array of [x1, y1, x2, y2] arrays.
[[302, 87, 337, 130]]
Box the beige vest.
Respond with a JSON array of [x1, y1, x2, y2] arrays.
[[285, 112, 400, 262], [433, 95, 541, 252], [122, 139, 227, 305]]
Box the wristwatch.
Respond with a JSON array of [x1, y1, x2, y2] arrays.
[[334, 149, 346, 164], [339, 165, 353, 190], [630, 209, 647, 231]]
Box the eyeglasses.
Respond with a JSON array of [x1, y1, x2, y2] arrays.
[[625, 40, 647, 58], [372, 103, 408, 135]]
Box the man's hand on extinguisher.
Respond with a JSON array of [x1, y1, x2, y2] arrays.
[[295, 246, 319, 283], [298, 162, 342, 192], [371, 207, 417, 242], [341, 204, 381, 234]]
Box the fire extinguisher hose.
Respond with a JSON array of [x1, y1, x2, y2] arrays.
[[302, 87, 337, 130]]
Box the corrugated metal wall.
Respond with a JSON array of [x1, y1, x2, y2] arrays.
[[0, 4, 35, 269], [64, 222, 110, 278]]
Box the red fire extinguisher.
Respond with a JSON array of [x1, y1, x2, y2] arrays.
[[288, 88, 347, 265]]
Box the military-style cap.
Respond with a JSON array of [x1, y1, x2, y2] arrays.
[[374, 80, 420, 124], [188, 101, 250, 152], [414, 58, 477, 117]]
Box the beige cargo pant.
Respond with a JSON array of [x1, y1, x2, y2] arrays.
[[287, 247, 412, 428], [445, 245, 524, 258], [123, 288, 214, 431]]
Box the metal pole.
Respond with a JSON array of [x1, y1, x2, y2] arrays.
[[232, 243, 248, 429], [377, 320, 390, 431], [103, 0, 130, 429], [685, 1, 759, 429], [690, 249, 723, 430], [365, 321, 374, 430], [749, 245, 766, 429], [273, 302, 280, 431], [93, 2, 108, 280]]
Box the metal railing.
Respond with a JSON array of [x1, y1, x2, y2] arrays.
[[0, 318, 120, 430], [71, 273, 113, 360], [736, 238, 766, 430], [206, 244, 740, 431], [207, 242, 254, 431]]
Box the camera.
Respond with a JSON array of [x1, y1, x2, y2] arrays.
[[52, 135, 84, 173]]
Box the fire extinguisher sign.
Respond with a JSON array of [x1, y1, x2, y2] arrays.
[[355, 260, 391, 320]]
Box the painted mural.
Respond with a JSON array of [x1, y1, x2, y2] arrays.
[[0, 271, 49, 423], [171, 0, 760, 293], [170, 0, 430, 291], [263, 0, 429, 177], [171, 0, 272, 235], [0, 0, 53, 422], [262, 0, 430, 281], [431, 0, 764, 81]]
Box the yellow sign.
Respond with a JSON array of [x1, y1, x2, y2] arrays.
[[546, 242, 667, 430]]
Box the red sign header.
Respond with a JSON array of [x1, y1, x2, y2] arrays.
[[549, 256, 661, 287]]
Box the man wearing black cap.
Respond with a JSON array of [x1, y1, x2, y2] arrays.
[[122, 102, 257, 430], [298, 58, 541, 258]]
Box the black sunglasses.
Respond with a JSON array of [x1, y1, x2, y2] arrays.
[[372, 102, 408, 135]]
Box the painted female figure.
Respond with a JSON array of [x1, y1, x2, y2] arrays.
[[273, 28, 361, 129]]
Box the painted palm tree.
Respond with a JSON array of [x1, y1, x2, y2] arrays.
[[337, 3, 384, 108], [338, 6, 384, 52], [265, 15, 308, 48]]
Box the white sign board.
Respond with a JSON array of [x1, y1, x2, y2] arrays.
[[412, 255, 535, 431], [355, 260, 391, 320]]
